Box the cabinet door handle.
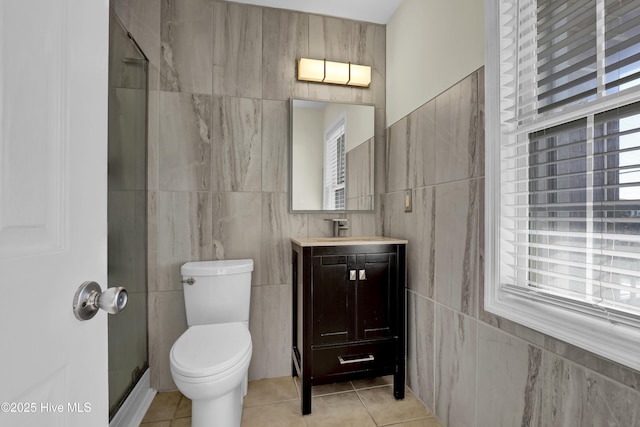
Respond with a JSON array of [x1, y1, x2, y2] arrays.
[[359, 269, 367, 280], [349, 270, 357, 281], [338, 354, 375, 364]]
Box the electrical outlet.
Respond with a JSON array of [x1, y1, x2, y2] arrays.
[[405, 189, 412, 213]]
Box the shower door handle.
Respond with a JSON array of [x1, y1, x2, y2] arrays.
[[73, 281, 128, 321]]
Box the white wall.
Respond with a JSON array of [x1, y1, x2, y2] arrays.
[[323, 104, 375, 152], [386, 0, 484, 126]]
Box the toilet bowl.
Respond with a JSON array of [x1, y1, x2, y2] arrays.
[[170, 323, 252, 427], [169, 259, 254, 427]]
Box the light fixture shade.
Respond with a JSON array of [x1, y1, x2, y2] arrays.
[[297, 58, 324, 82], [296, 58, 371, 88], [323, 60, 350, 85], [348, 64, 371, 87]]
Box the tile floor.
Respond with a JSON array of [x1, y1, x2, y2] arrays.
[[140, 375, 443, 427]]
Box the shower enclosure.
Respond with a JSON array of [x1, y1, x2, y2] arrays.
[[107, 10, 149, 419]]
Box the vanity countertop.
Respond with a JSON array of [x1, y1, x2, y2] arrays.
[[291, 236, 408, 247]]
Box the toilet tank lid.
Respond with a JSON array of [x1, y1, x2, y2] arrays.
[[181, 259, 253, 276]]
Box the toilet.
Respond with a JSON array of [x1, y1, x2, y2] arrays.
[[170, 259, 253, 427]]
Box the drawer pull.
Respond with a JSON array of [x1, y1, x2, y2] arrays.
[[349, 270, 357, 281], [359, 269, 367, 280], [338, 354, 375, 364]]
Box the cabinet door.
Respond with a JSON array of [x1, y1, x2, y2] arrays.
[[356, 252, 395, 340], [312, 254, 356, 345]]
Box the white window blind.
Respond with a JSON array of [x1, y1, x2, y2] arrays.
[[486, 0, 640, 370], [323, 115, 346, 210]]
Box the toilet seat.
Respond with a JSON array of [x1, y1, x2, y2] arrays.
[[170, 323, 252, 380]]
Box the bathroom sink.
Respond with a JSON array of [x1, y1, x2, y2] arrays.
[[291, 236, 408, 247]]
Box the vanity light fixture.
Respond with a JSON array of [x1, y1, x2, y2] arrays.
[[297, 58, 371, 88]]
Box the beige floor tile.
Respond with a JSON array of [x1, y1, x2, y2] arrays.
[[171, 417, 191, 427], [303, 392, 377, 427], [142, 379, 437, 427], [241, 399, 304, 427], [175, 395, 191, 418], [139, 421, 171, 427], [141, 391, 182, 422], [294, 377, 354, 396], [243, 376, 299, 408], [351, 375, 393, 390], [357, 386, 433, 426], [383, 418, 444, 427]]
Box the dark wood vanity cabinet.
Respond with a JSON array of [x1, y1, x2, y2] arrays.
[[291, 238, 407, 415]]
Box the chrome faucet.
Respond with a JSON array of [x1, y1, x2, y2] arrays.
[[326, 218, 349, 237]]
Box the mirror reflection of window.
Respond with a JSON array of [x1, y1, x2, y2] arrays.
[[323, 113, 346, 210], [290, 98, 374, 212]]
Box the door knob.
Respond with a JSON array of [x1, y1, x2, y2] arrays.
[[73, 281, 128, 321]]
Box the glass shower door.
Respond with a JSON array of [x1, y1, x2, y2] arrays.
[[107, 10, 149, 419]]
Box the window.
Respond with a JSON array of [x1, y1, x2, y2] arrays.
[[323, 114, 346, 210], [485, 0, 640, 370]]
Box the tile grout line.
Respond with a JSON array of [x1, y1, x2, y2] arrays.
[[353, 386, 381, 427]]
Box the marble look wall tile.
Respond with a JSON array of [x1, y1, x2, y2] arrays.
[[155, 191, 213, 292], [375, 108, 386, 232], [248, 284, 291, 380], [145, 1, 392, 392], [542, 336, 640, 392], [406, 187, 435, 299], [541, 353, 640, 426], [108, 190, 147, 293], [476, 324, 543, 427], [158, 92, 211, 191], [346, 197, 373, 211], [381, 191, 408, 239], [307, 15, 385, 107], [212, 2, 262, 98], [147, 191, 158, 296], [435, 305, 477, 427], [261, 100, 288, 192], [109, 88, 147, 192], [211, 97, 262, 192], [147, 63, 160, 94], [363, 22, 386, 108], [113, 0, 161, 80], [346, 137, 374, 205], [476, 68, 485, 179], [261, 193, 307, 286], [385, 100, 434, 194], [308, 214, 345, 238], [347, 212, 377, 236], [148, 90, 159, 191], [160, 0, 212, 94], [307, 213, 376, 238], [262, 8, 309, 100], [477, 176, 484, 317], [212, 192, 263, 285], [386, 117, 408, 193], [434, 72, 480, 184], [408, 100, 436, 188], [148, 290, 187, 391], [108, 292, 147, 406], [434, 179, 480, 316], [407, 291, 435, 410], [109, 15, 148, 91], [478, 306, 547, 349]]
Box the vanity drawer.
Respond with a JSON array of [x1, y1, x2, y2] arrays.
[[312, 341, 396, 377]]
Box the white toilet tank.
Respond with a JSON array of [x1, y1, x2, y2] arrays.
[[181, 259, 253, 327]]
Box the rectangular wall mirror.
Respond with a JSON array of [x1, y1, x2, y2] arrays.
[[290, 98, 375, 212]]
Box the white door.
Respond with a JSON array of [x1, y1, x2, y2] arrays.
[[0, 1, 109, 426]]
